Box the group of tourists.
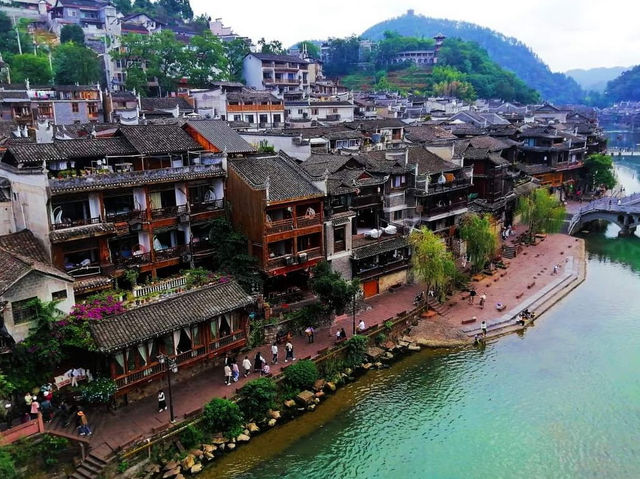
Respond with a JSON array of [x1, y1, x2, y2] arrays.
[[22, 387, 92, 436]]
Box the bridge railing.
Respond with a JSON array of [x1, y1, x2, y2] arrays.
[[569, 192, 640, 234]]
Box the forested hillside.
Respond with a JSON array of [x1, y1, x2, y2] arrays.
[[361, 11, 583, 103]]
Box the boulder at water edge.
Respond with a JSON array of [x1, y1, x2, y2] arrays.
[[181, 455, 195, 470], [237, 434, 251, 442], [295, 390, 315, 406], [324, 382, 336, 392], [190, 463, 203, 474], [268, 418, 277, 427], [268, 409, 281, 420], [248, 422, 260, 433]]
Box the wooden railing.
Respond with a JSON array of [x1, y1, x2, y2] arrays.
[[296, 215, 322, 229], [113, 252, 151, 269], [154, 244, 189, 262], [151, 205, 187, 220], [190, 199, 223, 214], [114, 332, 246, 390], [52, 216, 102, 230], [266, 218, 294, 234], [133, 276, 187, 297], [105, 210, 146, 223]]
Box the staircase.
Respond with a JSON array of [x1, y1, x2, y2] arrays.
[[502, 245, 516, 259], [427, 299, 451, 317], [71, 453, 108, 479]]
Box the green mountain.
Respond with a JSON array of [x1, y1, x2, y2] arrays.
[[605, 65, 640, 102], [361, 10, 584, 104], [566, 66, 629, 93]]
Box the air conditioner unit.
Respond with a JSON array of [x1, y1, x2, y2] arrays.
[[285, 255, 296, 266], [181, 253, 192, 263], [297, 252, 308, 263]]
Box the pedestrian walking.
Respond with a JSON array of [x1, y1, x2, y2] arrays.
[[305, 326, 315, 343], [24, 392, 32, 411], [29, 398, 39, 420], [285, 340, 295, 362], [77, 410, 91, 436], [469, 288, 477, 304], [479, 293, 486, 309], [340, 327, 347, 339], [232, 361, 240, 382], [242, 356, 252, 377], [358, 319, 366, 332], [157, 390, 167, 412], [224, 364, 232, 386], [481, 320, 487, 337], [254, 352, 264, 373], [552, 264, 558, 275], [271, 342, 278, 364], [224, 354, 232, 367]]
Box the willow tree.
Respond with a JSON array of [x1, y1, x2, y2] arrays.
[[459, 213, 499, 273], [409, 227, 456, 306], [517, 188, 566, 242]]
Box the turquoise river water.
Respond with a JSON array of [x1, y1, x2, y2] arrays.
[[205, 143, 640, 479]]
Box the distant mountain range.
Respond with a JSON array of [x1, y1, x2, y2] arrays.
[[360, 11, 584, 104], [565, 66, 629, 93]]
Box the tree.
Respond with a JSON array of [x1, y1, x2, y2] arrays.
[[207, 218, 260, 292], [257, 38, 285, 55], [0, 12, 32, 55], [459, 213, 499, 273], [158, 0, 193, 20], [516, 189, 566, 242], [54, 43, 100, 84], [60, 24, 85, 45], [8, 54, 52, 84], [324, 36, 360, 77], [112, 0, 132, 14], [310, 261, 360, 316], [224, 38, 250, 81], [186, 31, 227, 87], [409, 227, 456, 303], [584, 153, 616, 191], [298, 41, 320, 60]]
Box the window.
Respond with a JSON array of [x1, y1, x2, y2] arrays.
[[392, 175, 406, 188], [332, 108, 338, 113], [334, 226, 346, 252], [71, 102, 79, 113], [12, 298, 37, 325], [233, 115, 242, 121], [393, 210, 403, 221], [298, 109, 304, 115], [52, 289, 68, 301], [311, 108, 319, 115]]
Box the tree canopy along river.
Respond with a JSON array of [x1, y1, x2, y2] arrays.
[[205, 132, 640, 479]]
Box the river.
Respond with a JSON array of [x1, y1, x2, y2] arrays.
[[205, 142, 640, 479]]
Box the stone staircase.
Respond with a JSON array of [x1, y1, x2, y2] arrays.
[[502, 244, 516, 259], [427, 299, 451, 317], [70, 453, 108, 479]]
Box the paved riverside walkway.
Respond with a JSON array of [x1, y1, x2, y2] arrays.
[[49, 228, 584, 460], [51, 283, 423, 459]]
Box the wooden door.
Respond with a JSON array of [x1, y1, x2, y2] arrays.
[[363, 279, 379, 298]]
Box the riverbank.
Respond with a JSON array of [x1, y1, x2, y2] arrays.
[[407, 230, 586, 347]]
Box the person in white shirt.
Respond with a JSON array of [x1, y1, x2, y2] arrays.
[[481, 321, 487, 337], [157, 390, 166, 412], [285, 341, 295, 362], [242, 356, 252, 377], [271, 342, 278, 364], [224, 365, 232, 385], [358, 320, 366, 332]]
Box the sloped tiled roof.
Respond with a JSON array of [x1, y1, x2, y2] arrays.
[[118, 125, 201, 155], [407, 148, 460, 174], [5, 143, 65, 164], [54, 137, 137, 158], [90, 279, 254, 352], [0, 230, 72, 295], [140, 96, 193, 112], [230, 153, 323, 203], [405, 125, 457, 143], [250, 53, 308, 63], [185, 120, 255, 154], [352, 236, 409, 260]]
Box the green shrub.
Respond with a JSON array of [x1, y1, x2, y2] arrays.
[[0, 448, 16, 479], [202, 398, 244, 438], [118, 460, 129, 473], [384, 320, 394, 330], [317, 357, 345, 383], [345, 335, 368, 368], [375, 332, 386, 345], [37, 435, 69, 469], [77, 377, 117, 404], [284, 360, 318, 392], [239, 378, 277, 420], [179, 424, 204, 449]]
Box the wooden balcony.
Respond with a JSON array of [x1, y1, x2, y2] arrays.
[[265, 215, 322, 235], [190, 199, 224, 214], [227, 104, 284, 112], [105, 210, 146, 223], [154, 244, 189, 262], [113, 251, 152, 269], [151, 205, 187, 220]]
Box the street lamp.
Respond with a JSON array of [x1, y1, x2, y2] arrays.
[[157, 354, 178, 423]]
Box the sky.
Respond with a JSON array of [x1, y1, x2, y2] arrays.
[[191, 0, 640, 72]]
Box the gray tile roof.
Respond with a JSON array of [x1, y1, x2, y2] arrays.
[[5, 143, 66, 164], [230, 152, 323, 203], [54, 137, 137, 158], [250, 53, 308, 63], [407, 148, 460, 174], [118, 125, 201, 155], [49, 223, 116, 243], [185, 120, 255, 154], [0, 230, 72, 295], [352, 236, 409, 260], [140, 97, 194, 112], [90, 279, 254, 352], [50, 163, 225, 194]]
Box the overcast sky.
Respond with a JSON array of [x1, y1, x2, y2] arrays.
[[191, 0, 640, 72]]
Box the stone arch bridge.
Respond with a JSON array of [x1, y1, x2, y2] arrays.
[[568, 193, 640, 236]]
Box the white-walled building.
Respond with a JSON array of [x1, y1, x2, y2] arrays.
[[243, 53, 311, 97]]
